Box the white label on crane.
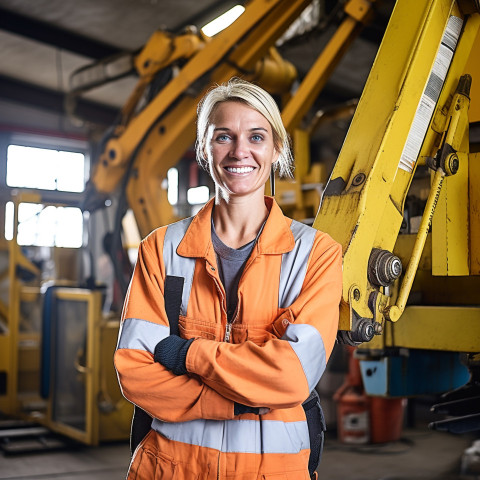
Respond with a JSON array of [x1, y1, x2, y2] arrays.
[[398, 15, 463, 173]]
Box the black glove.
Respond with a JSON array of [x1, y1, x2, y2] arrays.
[[154, 335, 194, 375], [234, 402, 260, 415]]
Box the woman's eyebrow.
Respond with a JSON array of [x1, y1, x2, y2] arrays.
[[212, 127, 268, 132]]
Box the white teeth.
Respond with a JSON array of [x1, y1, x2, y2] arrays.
[[226, 167, 254, 173]]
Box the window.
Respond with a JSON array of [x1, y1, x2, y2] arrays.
[[5, 202, 83, 248], [7, 145, 85, 192], [5, 143, 86, 248], [187, 186, 210, 205], [167, 168, 178, 205]]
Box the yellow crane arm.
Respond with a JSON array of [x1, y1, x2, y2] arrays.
[[313, 0, 480, 344], [89, 0, 309, 236]]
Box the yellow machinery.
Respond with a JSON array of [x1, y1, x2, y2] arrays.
[[314, 0, 480, 431], [315, 0, 480, 343], [0, 193, 41, 417]]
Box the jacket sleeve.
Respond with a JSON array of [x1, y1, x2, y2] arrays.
[[114, 233, 234, 423], [185, 235, 342, 409]]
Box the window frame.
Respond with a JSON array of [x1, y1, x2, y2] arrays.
[[0, 131, 90, 248]]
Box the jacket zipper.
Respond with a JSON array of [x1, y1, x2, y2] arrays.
[[226, 252, 256, 341], [207, 264, 230, 343], [224, 323, 232, 342]]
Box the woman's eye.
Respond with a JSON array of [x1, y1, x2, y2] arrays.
[[251, 134, 263, 142], [216, 134, 230, 142]]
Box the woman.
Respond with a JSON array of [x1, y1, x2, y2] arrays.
[[115, 77, 342, 479]]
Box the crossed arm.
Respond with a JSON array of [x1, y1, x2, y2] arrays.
[[114, 233, 342, 423]]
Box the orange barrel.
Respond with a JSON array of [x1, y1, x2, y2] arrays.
[[335, 385, 370, 444], [369, 396, 405, 443]]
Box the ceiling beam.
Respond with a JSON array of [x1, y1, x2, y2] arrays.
[[0, 7, 123, 60], [0, 74, 119, 126]]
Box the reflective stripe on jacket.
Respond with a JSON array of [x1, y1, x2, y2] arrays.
[[115, 196, 342, 479]]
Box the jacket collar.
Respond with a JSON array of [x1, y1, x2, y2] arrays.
[[177, 196, 295, 261]]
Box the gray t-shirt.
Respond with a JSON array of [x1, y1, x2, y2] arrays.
[[211, 220, 263, 321]]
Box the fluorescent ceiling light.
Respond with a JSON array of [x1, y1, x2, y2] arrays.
[[201, 5, 245, 37]]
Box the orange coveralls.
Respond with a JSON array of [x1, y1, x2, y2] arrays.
[[115, 196, 342, 479]]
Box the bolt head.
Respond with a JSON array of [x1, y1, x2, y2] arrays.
[[450, 157, 459, 174], [359, 321, 375, 342], [374, 323, 383, 334], [352, 173, 366, 186], [389, 257, 402, 278]]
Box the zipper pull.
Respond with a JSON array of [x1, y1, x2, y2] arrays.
[[224, 323, 232, 343]]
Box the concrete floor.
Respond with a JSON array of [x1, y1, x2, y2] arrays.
[[0, 441, 130, 480], [0, 425, 477, 480], [320, 428, 476, 480]]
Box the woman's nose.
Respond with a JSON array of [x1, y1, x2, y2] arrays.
[[229, 137, 248, 159]]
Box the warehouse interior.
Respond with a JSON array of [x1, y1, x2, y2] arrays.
[[0, 0, 479, 478]]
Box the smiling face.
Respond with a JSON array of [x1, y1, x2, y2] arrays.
[[206, 100, 279, 202]]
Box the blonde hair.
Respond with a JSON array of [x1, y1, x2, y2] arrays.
[[196, 77, 293, 178]]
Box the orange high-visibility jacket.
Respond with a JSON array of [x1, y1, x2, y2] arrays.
[[115, 196, 342, 480]]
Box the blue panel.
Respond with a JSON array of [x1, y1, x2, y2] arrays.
[[358, 358, 389, 396], [360, 350, 470, 397]]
